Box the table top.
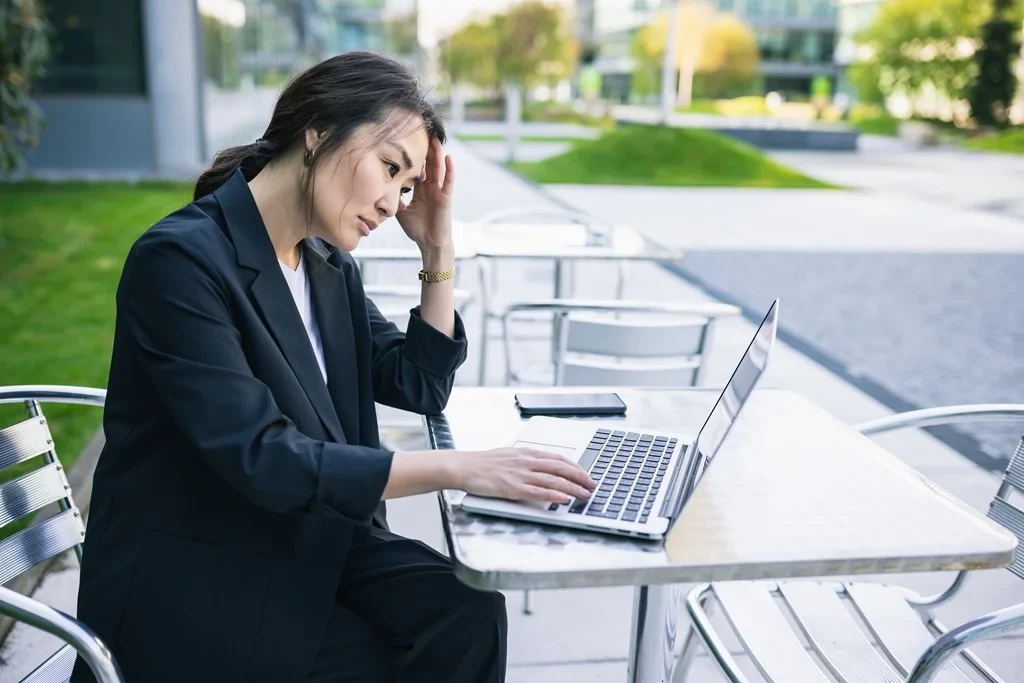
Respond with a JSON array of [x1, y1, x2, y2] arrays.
[[470, 221, 684, 262], [351, 220, 684, 263], [425, 387, 1018, 590]]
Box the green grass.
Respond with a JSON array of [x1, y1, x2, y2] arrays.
[[962, 128, 1024, 155], [509, 124, 837, 188], [456, 133, 593, 144], [0, 181, 191, 534]]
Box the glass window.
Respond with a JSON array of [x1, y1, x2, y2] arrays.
[[36, 0, 147, 95]]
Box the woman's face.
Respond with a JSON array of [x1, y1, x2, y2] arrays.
[[308, 115, 430, 251]]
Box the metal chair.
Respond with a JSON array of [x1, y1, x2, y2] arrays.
[[500, 300, 741, 387], [503, 300, 739, 615], [473, 207, 628, 385], [675, 404, 1024, 683], [0, 385, 123, 682], [364, 284, 475, 324]]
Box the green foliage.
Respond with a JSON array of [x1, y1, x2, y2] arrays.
[[522, 101, 614, 128], [492, 1, 576, 88], [440, 2, 574, 92], [0, 181, 191, 535], [0, 0, 50, 176], [510, 124, 836, 188], [439, 20, 499, 91], [853, 0, 989, 112], [849, 104, 903, 135], [963, 126, 1024, 152], [967, 0, 1021, 127]]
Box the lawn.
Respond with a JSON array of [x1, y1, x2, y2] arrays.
[[0, 181, 191, 531], [509, 124, 836, 188], [963, 128, 1024, 155]]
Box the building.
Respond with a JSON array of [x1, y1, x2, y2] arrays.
[[23, 0, 422, 178], [580, 0, 839, 100], [833, 0, 883, 97]]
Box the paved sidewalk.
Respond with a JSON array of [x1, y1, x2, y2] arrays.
[[3, 138, 1022, 682]]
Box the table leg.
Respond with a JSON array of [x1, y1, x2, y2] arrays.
[[628, 583, 682, 683], [551, 258, 565, 364]]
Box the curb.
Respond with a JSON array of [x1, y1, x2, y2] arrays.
[[0, 427, 105, 648]]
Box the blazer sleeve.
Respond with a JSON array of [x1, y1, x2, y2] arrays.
[[120, 233, 392, 524], [365, 296, 468, 415]]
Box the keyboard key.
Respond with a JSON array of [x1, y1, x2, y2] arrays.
[[548, 503, 560, 511], [625, 503, 641, 512], [569, 498, 588, 514], [623, 512, 637, 522], [640, 514, 650, 522], [586, 507, 606, 517]]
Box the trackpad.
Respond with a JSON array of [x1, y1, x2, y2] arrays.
[[512, 441, 579, 462]]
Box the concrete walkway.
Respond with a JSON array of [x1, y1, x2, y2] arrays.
[[3, 137, 1022, 681]]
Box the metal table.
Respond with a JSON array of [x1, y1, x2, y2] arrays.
[[471, 221, 686, 384], [424, 387, 1019, 683]]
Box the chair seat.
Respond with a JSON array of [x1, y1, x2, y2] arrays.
[[688, 580, 982, 683], [22, 642, 76, 683]]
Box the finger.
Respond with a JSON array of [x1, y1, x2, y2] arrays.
[[441, 154, 455, 195], [430, 137, 445, 188], [526, 472, 592, 500], [531, 458, 597, 491], [518, 484, 572, 504], [524, 450, 596, 489]]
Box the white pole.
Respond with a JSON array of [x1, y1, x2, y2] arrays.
[[660, 0, 680, 125], [505, 81, 521, 163]]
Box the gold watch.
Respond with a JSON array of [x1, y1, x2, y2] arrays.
[[418, 267, 455, 283]]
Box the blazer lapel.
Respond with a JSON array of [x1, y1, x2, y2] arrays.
[[214, 171, 346, 444], [305, 242, 364, 444]]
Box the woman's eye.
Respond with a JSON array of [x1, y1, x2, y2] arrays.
[[400, 187, 412, 196], [385, 161, 399, 177]]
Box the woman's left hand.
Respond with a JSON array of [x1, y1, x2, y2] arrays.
[[396, 136, 455, 251]]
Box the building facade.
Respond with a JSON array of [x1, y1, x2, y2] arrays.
[[24, 0, 422, 177], [581, 0, 839, 100]]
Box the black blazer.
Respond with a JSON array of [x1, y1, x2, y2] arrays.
[[71, 170, 468, 683]]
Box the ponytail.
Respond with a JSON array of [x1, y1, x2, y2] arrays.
[[193, 138, 277, 200]]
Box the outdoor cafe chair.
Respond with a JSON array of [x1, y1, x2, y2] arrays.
[[0, 385, 123, 683], [499, 299, 741, 388], [675, 404, 1024, 683]]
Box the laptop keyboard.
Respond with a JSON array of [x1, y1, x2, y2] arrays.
[[550, 429, 676, 524]]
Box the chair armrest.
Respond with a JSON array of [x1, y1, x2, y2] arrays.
[[0, 585, 124, 682], [908, 601, 1024, 682], [0, 385, 106, 408], [499, 299, 741, 322], [854, 404, 1024, 436]]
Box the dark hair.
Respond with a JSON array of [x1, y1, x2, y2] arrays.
[[193, 51, 446, 205]]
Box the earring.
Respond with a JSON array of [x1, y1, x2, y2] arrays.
[[303, 148, 314, 167]]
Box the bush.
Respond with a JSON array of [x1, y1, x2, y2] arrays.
[[0, 0, 51, 175], [849, 104, 902, 136]]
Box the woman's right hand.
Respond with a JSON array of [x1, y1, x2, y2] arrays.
[[452, 447, 597, 504]]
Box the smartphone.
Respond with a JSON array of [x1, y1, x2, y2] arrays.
[[514, 392, 627, 417]]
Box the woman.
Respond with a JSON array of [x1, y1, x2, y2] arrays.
[[72, 52, 594, 683]]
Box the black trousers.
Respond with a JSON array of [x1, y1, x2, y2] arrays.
[[307, 525, 508, 682]]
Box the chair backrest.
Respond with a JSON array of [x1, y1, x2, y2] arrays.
[[556, 312, 712, 387], [989, 437, 1024, 582], [0, 401, 86, 588]]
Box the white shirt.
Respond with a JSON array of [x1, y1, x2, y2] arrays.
[[278, 253, 329, 385]]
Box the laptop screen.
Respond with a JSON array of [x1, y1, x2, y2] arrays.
[[672, 299, 779, 517]]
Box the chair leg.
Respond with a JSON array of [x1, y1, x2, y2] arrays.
[[674, 589, 714, 682], [683, 584, 750, 683]]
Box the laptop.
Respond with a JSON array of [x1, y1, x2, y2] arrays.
[[461, 299, 779, 540]]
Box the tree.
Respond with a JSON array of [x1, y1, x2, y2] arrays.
[[695, 14, 759, 98], [852, 0, 989, 114], [0, 0, 50, 176], [438, 20, 499, 93], [967, 0, 1022, 127], [632, 4, 758, 103], [492, 1, 575, 91]]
